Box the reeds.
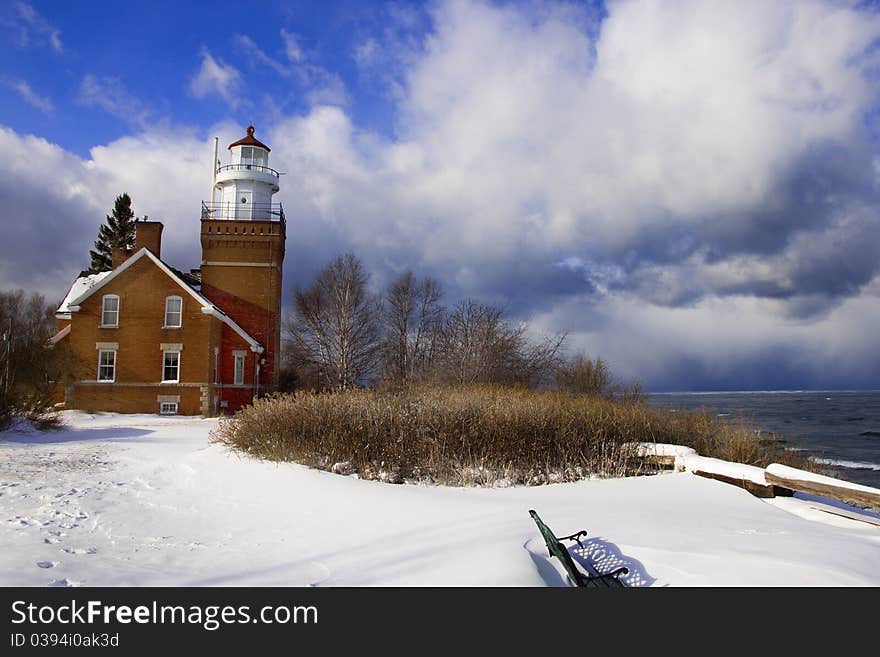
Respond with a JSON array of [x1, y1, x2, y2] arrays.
[[211, 385, 806, 486]]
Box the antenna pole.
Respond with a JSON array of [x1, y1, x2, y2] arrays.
[[210, 137, 219, 207]]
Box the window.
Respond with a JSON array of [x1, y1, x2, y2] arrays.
[[97, 349, 116, 382], [233, 353, 245, 385], [164, 296, 182, 328], [159, 401, 178, 415], [163, 351, 180, 383], [239, 146, 267, 168], [101, 295, 119, 327]]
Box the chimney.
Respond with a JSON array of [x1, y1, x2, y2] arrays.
[[111, 246, 130, 269], [135, 220, 164, 259]]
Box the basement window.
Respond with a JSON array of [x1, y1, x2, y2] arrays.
[[97, 349, 116, 382], [164, 296, 182, 328], [101, 295, 119, 327], [159, 402, 178, 415], [162, 350, 180, 383]]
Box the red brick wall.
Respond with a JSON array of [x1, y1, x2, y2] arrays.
[[200, 283, 279, 390], [212, 322, 260, 414]]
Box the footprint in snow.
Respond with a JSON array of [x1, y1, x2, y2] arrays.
[[62, 547, 97, 555], [36, 561, 58, 569], [44, 537, 60, 544], [49, 578, 81, 587]]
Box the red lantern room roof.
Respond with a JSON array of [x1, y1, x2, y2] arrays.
[[228, 125, 270, 152]]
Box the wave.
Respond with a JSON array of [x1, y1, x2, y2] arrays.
[[811, 457, 880, 471]]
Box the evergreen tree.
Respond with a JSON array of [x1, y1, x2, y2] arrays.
[[88, 193, 139, 272]]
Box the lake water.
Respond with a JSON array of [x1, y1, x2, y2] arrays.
[[647, 391, 880, 489]]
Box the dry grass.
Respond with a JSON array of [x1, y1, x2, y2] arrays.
[[211, 385, 808, 486]]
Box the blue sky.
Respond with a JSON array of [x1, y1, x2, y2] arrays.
[[1, 1, 434, 153], [2, 0, 880, 391]]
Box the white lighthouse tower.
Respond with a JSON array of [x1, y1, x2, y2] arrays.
[[207, 125, 281, 221]]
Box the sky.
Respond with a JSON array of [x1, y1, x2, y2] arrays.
[[1, 0, 880, 392]]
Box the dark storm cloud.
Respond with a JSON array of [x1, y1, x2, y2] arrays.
[[0, 131, 104, 301], [4, 0, 880, 391]]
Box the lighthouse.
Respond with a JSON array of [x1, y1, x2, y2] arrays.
[[208, 125, 281, 221], [200, 125, 286, 402], [49, 124, 287, 416]]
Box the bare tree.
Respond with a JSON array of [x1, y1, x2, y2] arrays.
[[513, 331, 567, 388], [433, 300, 564, 386], [382, 272, 444, 385], [0, 290, 61, 428], [555, 352, 612, 397], [286, 254, 382, 390]]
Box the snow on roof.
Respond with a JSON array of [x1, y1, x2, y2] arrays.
[[58, 249, 264, 353], [56, 270, 112, 317]]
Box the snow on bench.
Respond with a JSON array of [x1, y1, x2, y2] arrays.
[[765, 464, 880, 509], [675, 453, 786, 498], [626, 442, 697, 468], [630, 443, 880, 509]]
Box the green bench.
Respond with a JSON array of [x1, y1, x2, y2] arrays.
[[529, 510, 628, 588]]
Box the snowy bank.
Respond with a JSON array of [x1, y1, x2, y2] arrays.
[[0, 412, 877, 587]]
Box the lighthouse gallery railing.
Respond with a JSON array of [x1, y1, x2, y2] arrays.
[[201, 201, 285, 223]]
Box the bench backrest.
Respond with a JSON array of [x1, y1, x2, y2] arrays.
[[529, 510, 625, 588]]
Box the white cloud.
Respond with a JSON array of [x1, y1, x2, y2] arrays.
[[234, 30, 350, 107], [280, 28, 304, 63], [8, 79, 53, 113], [234, 34, 291, 77], [310, 0, 878, 299], [78, 75, 151, 127], [189, 50, 243, 107], [0, 123, 244, 302], [4, 1, 63, 53], [304, 73, 350, 107], [2, 0, 880, 389]]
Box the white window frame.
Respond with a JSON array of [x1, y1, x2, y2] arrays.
[[164, 295, 182, 328], [159, 401, 178, 415], [162, 350, 180, 383], [101, 295, 119, 327], [97, 349, 116, 382], [233, 352, 245, 385], [240, 146, 254, 167]]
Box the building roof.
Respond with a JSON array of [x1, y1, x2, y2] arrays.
[[47, 324, 70, 346], [56, 270, 113, 318], [57, 248, 264, 353], [228, 125, 270, 152]]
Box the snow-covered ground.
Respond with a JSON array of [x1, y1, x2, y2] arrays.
[[1, 412, 877, 587]]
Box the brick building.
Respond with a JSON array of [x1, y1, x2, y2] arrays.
[[51, 126, 286, 415]]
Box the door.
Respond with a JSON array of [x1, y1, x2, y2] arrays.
[[237, 189, 252, 220]]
